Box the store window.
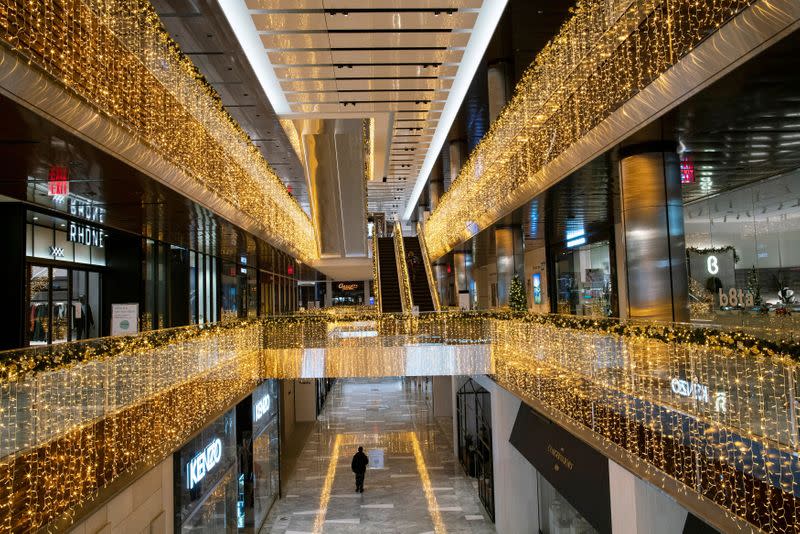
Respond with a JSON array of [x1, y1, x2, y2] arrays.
[[456, 379, 494, 521], [537, 473, 597, 534], [175, 409, 238, 532], [26, 211, 103, 345], [684, 171, 800, 329], [251, 380, 280, 529], [190, 251, 218, 325], [332, 281, 364, 305], [26, 211, 105, 267], [554, 241, 612, 317]]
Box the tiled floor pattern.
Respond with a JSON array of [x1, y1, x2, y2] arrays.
[[262, 378, 495, 533]]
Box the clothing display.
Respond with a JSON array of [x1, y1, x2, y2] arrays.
[[73, 300, 94, 340], [29, 303, 48, 342]]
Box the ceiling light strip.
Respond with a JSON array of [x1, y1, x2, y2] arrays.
[[402, 0, 508, 220], [218, 0, 292, 115]]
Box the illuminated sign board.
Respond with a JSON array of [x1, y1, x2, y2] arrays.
[[338, 282, 360, 291], [532, 273, 542, 305], [670, 378, 727, 413], [187, 437, 223, 490], [68, 222, 104, 248], [680, 156, 695, 184], [47, 166, 69, 197], [69, 199, 105, 223], [254, 394, 271, 422], [565, 225, 586, 248]]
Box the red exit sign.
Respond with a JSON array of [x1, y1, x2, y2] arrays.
[[47, 165, 69, 196]]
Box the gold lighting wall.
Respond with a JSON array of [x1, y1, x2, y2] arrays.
[[423, 0, 756, 261], [0, 0, 317, 262], [1, 312, 799, 532]]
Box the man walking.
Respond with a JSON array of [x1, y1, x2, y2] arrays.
[[351, 446, 369, 493]]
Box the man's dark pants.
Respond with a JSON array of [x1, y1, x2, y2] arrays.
[[355, 472, 365, 491]]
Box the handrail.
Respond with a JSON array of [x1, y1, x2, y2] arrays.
[[2, 311, 800, 532], [417, 221, 441, 311], [371, 235, 382, 312], [392, 220, 414, 313]]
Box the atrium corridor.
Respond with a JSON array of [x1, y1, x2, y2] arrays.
[[263, 379, 495, 533]]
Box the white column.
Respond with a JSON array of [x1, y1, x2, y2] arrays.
[[294, 379, 317, 422], [609, 460, 688, 534], [472, 375, 540, 534], [432, 376, 453, 417]]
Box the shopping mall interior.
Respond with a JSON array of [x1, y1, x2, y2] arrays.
[[0, 0, 798, 533]]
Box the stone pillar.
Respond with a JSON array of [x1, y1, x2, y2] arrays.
[[618, 141, 688, 322], [487, 62, 510, 124], [464, 61, 489, 152], [452, 251, 474, 310], [428, 156, 444, 212], [494, 226, 524, 307], [432, 376, 453, 417], [324, 280, 333, 308]]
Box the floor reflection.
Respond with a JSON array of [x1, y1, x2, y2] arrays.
[[263, 378, 495, 533]]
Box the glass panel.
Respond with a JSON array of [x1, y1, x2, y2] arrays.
[[28, 265, 50, 345], [537, 473, 597, 534], [555, 241, 611, 317], [221, 262, 237, 321], [211, 256, 218, 323], [247, 268, 257, 318], [25, 223, 32, 257], [32, 225, 53, 260], [90, 239, 105, 266], [143, 239, 156, 331], [89, 272, 101, 338], [157, 243, 167, 329], [180, 467, 238, 533], [190, 252, 197, 324], [51, 268, 69, 344], [253, 420, 279, 529], [684, 171, 800, 330]]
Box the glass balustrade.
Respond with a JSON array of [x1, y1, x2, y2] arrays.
[[0, 312, 797, 532]]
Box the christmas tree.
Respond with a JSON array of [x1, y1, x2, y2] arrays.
[[746, 266, 762, 306], [508, 275, 527, 312]]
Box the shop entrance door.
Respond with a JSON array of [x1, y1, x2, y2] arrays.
[[71, 270, 101, 340], [27, 264, 101, 345]]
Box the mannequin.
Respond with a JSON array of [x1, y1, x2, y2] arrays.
[[74, 294, 94, 339]]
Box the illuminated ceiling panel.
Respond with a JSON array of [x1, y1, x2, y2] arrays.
[[219, 0, 506, 220]]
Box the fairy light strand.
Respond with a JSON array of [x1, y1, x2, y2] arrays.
[[1, 311, 797, 532], [0, 0, 317, 262], [423, 0, 757, 261]]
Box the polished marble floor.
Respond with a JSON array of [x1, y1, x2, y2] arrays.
[[262, 378, 495, 533]]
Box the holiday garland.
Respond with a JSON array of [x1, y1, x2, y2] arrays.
[[686, 246, 740, 264], [2, 308, 799, 382]]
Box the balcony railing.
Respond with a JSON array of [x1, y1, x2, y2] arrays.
[[0, 312, 797, 532]]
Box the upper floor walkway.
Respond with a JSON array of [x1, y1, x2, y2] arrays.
[[1, 310, 798, 532]]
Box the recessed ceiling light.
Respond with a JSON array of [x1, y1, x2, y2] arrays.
[[32, 216, 38, 221]]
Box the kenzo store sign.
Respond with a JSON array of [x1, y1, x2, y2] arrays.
[[186, 437, 223, 490]]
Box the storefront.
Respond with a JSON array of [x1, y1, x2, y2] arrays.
[[25, 206, 106, 345], [249, 380, 280, 531], [174, 408, 239, 532], [456, 378, 494, 521], [549, 218, 615, 318], [510, 404, 611, 534], [172, 381, 281, 533], [332, 280, 365, 306], [684, 170, 800, 329], [0, 93, 315, 350]]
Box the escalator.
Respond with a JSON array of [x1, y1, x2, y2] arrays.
[[376, 237, 403, 313], [403, 237, 435, 312]]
